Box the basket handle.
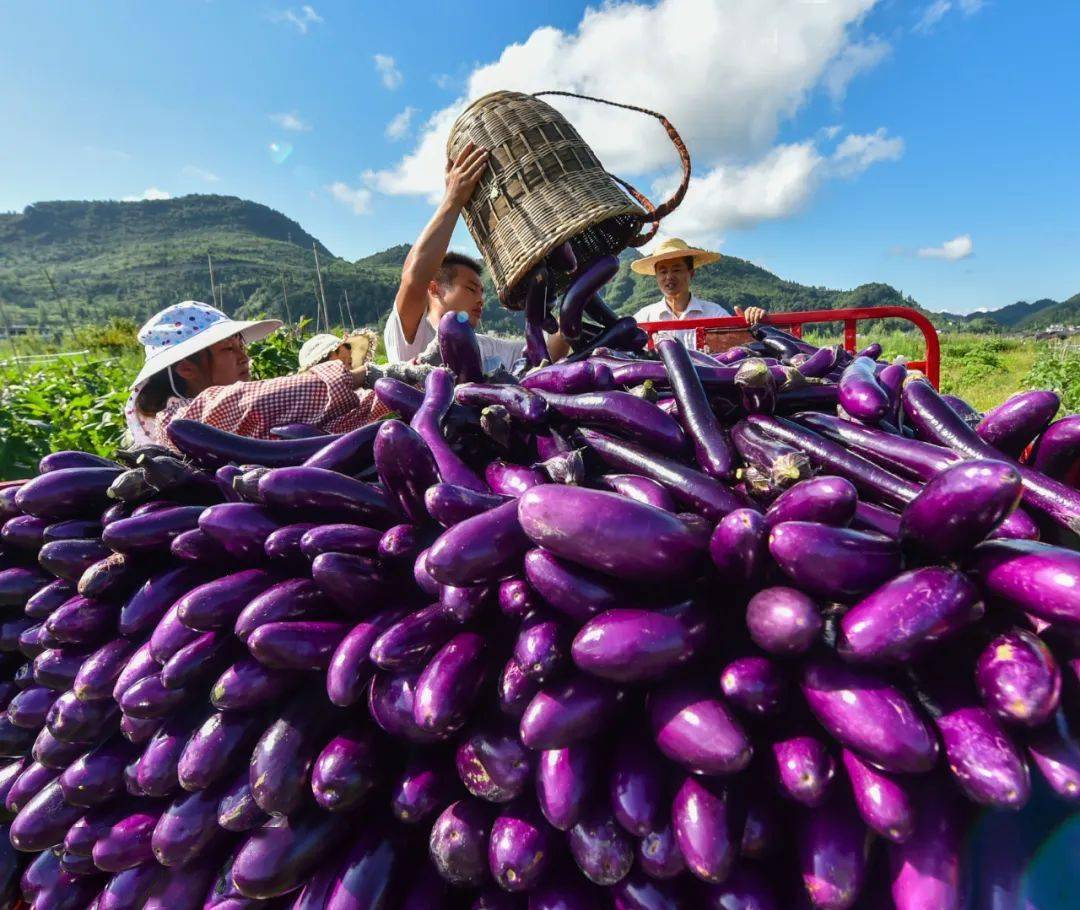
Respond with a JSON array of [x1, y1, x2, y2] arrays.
[[532, 91, 691, 247]]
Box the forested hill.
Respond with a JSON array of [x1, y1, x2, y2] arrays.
[[0, 194, 1074, 336]]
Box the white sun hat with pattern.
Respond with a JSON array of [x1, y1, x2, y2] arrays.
[[298, 334, 345, 372], [131, 301, 282, 389]]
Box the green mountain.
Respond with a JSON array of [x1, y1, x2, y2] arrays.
[[0, 194, 1074, 339]]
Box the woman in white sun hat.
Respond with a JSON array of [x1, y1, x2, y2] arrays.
[[126, 301, 388, 447]]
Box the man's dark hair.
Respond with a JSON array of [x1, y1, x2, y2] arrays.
[[435, 252, 483, 290]]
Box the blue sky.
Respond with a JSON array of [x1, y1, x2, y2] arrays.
[[1, 0, 1077, 315]]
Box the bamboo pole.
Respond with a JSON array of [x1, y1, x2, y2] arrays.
[[208, 252, 219, 310], [280, 272, 292, 326], [343, 288, 355, 331], [312, 243, 330, 330]]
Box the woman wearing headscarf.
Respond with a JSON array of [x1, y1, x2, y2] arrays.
[[125, 301, 389, 448]]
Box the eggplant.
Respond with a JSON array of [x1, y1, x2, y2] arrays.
[[370, 604, 460, 672], [247, 620, 348, 671], [1032, 415, 1080, 480], [117, 673, 187, 721], [577, 428, 749, 521], [720, 656, 786, 716], [143, 852, 220, 910], [771, 734, 835, 807], [36, 538, 110, 582], [411, 368, 488, 492], [15, 467, 121, 520], [488, 800, 552, 892], [769, 522, 901, 601], [112, 643, 160, 703], [709, 509, 768, 587], [368, 670, 443, 744], [989, 506, 1041, 541], [373, 419, 440, 525], [234, 577, 329, 643], [44, 594, 118, 646], [211, 657, 293, 711], [249, 694, 334, 816], [0, 566, 50, 607], [457, 383, 549, 424], [148, 605, 199, 664], [837, 568, 984, 663], [175, 569, 277, 632], [966, 539, 1080, 625], [1, 514, 50, 550], [801, 658, 937, 773], [486, 460, 547, 497], [258, 466, 398, 526], [975, 628, 1060, 726], [673, 775, 738, 884], [523, 264, 551, 367], [524, 548, 630, 622], [301, 523, 382, 560], [59, 736, 136, 807], [9, 775, 85, 851], [1026, 710, 1080, 801], [571, 609, 695, 682], [426, 500, 530, 586], [519, 486, 703, 582], [887, 776, 963, 910], [102, 506, 204, 554], [764, 476, 856, 529], [326, 607, 406, 708], [119, 566, 206, 638], [151, 784, 222, 867], [429, 798, 494, 887], [976, 389, 1060, 457], [539, 389, 686, 456], [32, 726, 86, 770], [135, 707, 206, 798], [231, 805, 354, 899], [25, 579, 76, 620], [609, 737, 664, 836], [520, 675, 622, 750], [841, 749, 914, 843], [638, 823, 687, 881], [310, 726, 380, 813], [217, 768, 267, 832], [90, 804, 160, 871], [457, 721, 533, 798], [5, 761, 58, 815], [424, 483, 509, 527], [657, 338, 736, 478], [523, 360, 614, 395], [169, 527, 225, 563], [414, 631, 486, 735], [48, 687, 119, 741], [512, 612, 567, 682], [597, 474, 676, 511], [6, 685, 60, 728], [303, 420, 382, 474], [568, 803, 634, 886], [326, 819, 404, 908], [560, 255, 618, 339], [194, 503, 279, 564], [177, 708, 266, 794], [498, 577, 538, 619], [536, 742, 591, 830], [78, 552, 145, 600], [797, 790, 869, 910], [499, 658, 539, 719], [263, 521, 317, 570], [167, 418, 330, 467], [392, 751, 457, 822], [746, 587, 823, 656], [838, 356, 890, 423], [649, 682, 751, 776]]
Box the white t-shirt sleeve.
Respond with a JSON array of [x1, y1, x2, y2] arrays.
[[632, 303, 658, 324], [383, 307, 435, 363], [477, 334, 524, 373]]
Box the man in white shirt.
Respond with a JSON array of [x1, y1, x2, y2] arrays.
[[385, 141, 567, 373], [630, 237, 765, 350]]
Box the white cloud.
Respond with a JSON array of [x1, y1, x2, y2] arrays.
[[326, 182, 372, 215], [915, 0, 983, 32], [820, 124, 844, 140], [270, 5, 323, 34], [433, 73, 454, 90], [385, 106, 418, 141], [823, 36, 891, 102], [269, 111, 311, 132], [121, 187, 171, 202], [829, 127, 905, 176], [182, 165, 221, 183], [367, 0, 889, 229], [374, 54, 403, 90], [917, 234, 974, 260]]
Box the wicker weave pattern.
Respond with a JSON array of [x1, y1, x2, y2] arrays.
[[447, 91, 646, 306]]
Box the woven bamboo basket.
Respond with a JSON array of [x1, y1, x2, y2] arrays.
[[446, 90, 690, 308]]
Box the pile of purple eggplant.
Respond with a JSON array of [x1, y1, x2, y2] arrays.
[[1, 302, 1080, 909]]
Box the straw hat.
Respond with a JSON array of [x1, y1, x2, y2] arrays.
[[630, 237, 722, 275], [298, 334, 345, 372], [131, 301, 281, 389]]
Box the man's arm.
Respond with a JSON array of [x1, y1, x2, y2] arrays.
[[394, 142, 489, 344]]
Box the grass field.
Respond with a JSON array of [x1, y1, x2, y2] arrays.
[[1, 322, 1077, 480]]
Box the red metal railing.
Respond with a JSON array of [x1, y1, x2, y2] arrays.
[[638, 305, 941, 388]]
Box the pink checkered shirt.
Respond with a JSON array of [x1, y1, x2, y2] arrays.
[[154, 361, 389, 447]]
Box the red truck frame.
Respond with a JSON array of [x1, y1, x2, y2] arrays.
[[637, 305, 941, 389]]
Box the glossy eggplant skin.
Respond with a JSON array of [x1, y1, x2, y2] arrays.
[[797, 789, 869, 910], [975, 628, 1060, 727], [769, 522, 901, 601], [966, 539, 1080, 625], [649, 682, 751, 776]]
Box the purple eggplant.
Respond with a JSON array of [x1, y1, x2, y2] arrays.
[[523, 548, 630, 622], [176, 709, 262, 796], [234, 577, 329, 643], [175, 568, 277, 631], [497, 577, 538, 619], [258, 466, 397, 526], [9, 775, 84, 851], [0, 566, 49, 607], [673, 775, 738, 884], [499, 658, 540, 719], [988, 506, 1041, 541], [511, 612, 565, 683], [248, 620, 348, 671], [769, 522, 901, 601], [887, 776, 964, 910], [370, 604, 460, 672], [5, 761, 58, 815], [195, 503, 279, 564], [44, 594, 118, 646], [638, 823, 687, 880], [519, 486, 703, 582], [975, 628, 1060, 726], [523, 264, 550, 367], [411, 368, 487, 492], [16, 467, 121, 520], [536, 743, 591, 830], [303, 420, 382, 474], [701, 866, 777, 910], [6, 685, 60, 728], [486, 460, 546, 497], [368, 670, 442, 744], [90, 804, 160, 871], [851, 501, 901, 539], [764, 476, 856, 529], [976, 389, 1060, 457], [449, 727, 527, 806], [326, 607, 405, 708], [392, 751, 456, 823], [838, 356, 890, 423], [167, 417, 330, 467], [60, 736, 136, 807], [488, 800, 552, 892], [539, 389, 686, 456], [117, 673, 187, 720], [427, 499, 530, 586], [134, 707, 204, 798], [520, 675, 621, 750], [560, 255, 618, 339], [429, 798, 494, 887], [249, 695, 333, 816], [112, 643, 160, 703], [771, 734, 835, 807], [102, 505, 204, 554], [25, 579, 76, 620], [32, 726, 86, 770], [801, 658, 937, 773], [151, 784, 222, 868], [457, 383, 549, 424], [37, 538, 110, 582], [413, 631, 486, 736], [571, 609, 695, 683], [709, 508, 768, 587], [299, 523, 383, 560], [311, 726, 379, 812], [841, 749, 914, 843], [148, 605, 200, 664], [610, 737, 665, 836], [119, 566, 206, 638], [1032, 414, 1080, 480], [650, 682, 751, 776], [170, 527, 227, 563], [263, 521, 317, 569], [837, 567, 984, 663], [211, 657, 292, 712], [720, 656, 786, 716], [1, 514, 50, 550], [524, 360, 614, 395], [217, 768, 267, 832], [797, 790, 869, 910], [569, 803, 634, 886], [1026, 710, 1080, 801], [438, 309, 484, 382], [374, 419, 439, 524], [597, 474, 676, 511], [966, 538, 1080, 625], [424, 483, 509, 527], [577, 428, 749, 521]]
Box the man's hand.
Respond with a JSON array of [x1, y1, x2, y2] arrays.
[[735, 305, 766, 326], [445, 142, 489, 209]]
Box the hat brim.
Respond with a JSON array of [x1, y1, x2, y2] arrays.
[[131, 317, 282, 389], [299, 335, 344, 372], [630, 248, 722, 276]]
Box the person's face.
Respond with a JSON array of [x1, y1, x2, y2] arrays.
[[176, 334, 250, 392], [431, 266, 485, 327], [655, 258, 693, 299], [332, 343, 352, 367]]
